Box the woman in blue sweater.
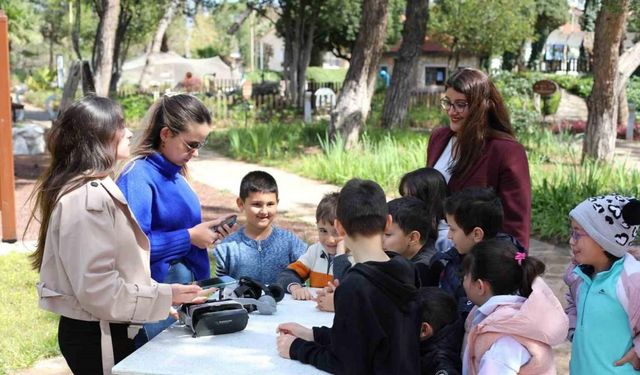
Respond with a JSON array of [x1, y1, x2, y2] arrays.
[[117, 94, 234, 344]]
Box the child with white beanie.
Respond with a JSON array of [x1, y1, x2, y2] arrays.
[[564, 194, 640, 374]]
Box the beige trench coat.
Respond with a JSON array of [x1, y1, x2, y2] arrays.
[[37, 177, 172, 374]]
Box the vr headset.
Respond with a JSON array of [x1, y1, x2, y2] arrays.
[[178, 299, 248, 337], [178, 276, 285, 337]]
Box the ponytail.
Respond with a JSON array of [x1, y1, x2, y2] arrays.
[[518, 254, 545, 298], [463, 239, 545, 298]]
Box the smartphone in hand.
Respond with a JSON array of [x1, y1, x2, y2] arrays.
[[211, 215, 237, 234], [194, 275, 237, 290]]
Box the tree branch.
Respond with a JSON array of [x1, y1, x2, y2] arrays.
[[618, 41, 640, 83]]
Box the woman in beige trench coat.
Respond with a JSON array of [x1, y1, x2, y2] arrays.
[[29, 96, 206, 374]]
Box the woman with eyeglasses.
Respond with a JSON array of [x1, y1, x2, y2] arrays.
[[117, 94, 236, 345], [426, 68, 531, 248]]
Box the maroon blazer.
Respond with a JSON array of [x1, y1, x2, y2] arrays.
[[426, 127, 531, 248]]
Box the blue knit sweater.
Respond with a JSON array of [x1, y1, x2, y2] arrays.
[[214, 226, 307, 284], [116, 152, 209, 282]]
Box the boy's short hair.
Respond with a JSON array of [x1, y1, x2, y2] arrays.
[[316, 192, 340, 224], [239, 170, 279, 200], [418, 287, 457, 333], [387, 197, 432, 245], [444, 187, 503, 237], [337, 179, 388, 237]]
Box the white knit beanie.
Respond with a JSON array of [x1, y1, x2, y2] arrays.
[[569, 194, 640, 257]]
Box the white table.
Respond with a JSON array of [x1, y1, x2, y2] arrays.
[[112, 294, 334, 375]]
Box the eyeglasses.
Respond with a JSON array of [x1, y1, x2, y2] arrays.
[[570, 228, 588, 242], [440, 98, 469, 113], [177, 133, 206, 152]]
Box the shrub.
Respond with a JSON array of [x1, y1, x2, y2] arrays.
[[306, 67, 347, 83], [221, 122, 326, 162], [530, 161, 640, 242], [542, 91, 561, 115], [628, 76, 640, 110], [118, 94, 154, 122], [25, 67, 56, 91]]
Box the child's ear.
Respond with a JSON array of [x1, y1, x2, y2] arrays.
[[477, 279, 491, 296], [384, 214, 393, 232], [236, 197, 244, 212], [471, 227, 485, 243], [419, 322, 433, 340], [409, 230, 421, 245], [334, 219, 347, 237]]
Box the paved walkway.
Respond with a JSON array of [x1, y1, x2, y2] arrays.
[[189, 149, 340, 224]]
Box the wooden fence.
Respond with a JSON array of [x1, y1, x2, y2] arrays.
[[118, 79, 443, 120]]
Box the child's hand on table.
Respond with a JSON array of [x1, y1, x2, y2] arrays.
[[289, 284, 314, 300], [315, 279, 339, 312], [276, 333, 296, 359], [276, 322, 314, 341]]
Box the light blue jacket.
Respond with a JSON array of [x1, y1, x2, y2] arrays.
[[566, 254, 640, 374]]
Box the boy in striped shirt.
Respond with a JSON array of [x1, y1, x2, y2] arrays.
[[278, 192, 348, 299]]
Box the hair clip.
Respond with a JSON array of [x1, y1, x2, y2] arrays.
[[514, 252, 526, 266], [163, 90, 180, 98]]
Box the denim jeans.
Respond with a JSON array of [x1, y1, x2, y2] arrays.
[[134, 261, 194, 348]]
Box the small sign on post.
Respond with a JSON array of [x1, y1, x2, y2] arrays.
[[533, 80, 558, 97]]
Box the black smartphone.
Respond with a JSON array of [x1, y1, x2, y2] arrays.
[[211, 215, 237, 234], [194, 275, 237, 290]]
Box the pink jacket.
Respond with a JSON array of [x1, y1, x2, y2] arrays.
[[563, 251, 640, 356], [465, 277, 568, 375]]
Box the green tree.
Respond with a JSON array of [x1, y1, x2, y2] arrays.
[[429, 0, 537, 68], [527, 0, 568, 69], [581, 0, 601, 32], [0, 0, 42, 47]]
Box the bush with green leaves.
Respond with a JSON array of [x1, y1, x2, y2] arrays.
[[550, 74, 593, 98], [306, 67, 347, 83], [25, 67, 56, 91], [542, 91, 561, 115], [219, 122, 326, 162], [117, 94, 154, 123], [628, 76, 640, 111]]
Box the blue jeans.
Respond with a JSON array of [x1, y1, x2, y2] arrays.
[[134, 262, 194, 348]]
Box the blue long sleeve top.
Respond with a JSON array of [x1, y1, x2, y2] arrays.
[[116, 152, 209, 282], [214, 226, 307, 284]]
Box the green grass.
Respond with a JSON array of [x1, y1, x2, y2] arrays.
[[292, 132, 427, 193], [306, 67, 347, 83], [0, 252, 59, 375]]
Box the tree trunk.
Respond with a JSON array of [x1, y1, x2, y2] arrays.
[[296, 21, 315, 108], [71, 0, 82, 60], [93, 0, 120, 96], [381, 0, 429, 129], [109, 3, 132, 94], [138, 0, 181, 88], [583, 0, 629, 162], [329, 0, 390, 149]]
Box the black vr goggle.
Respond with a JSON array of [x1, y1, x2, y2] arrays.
[[178, 276, 284, 337]]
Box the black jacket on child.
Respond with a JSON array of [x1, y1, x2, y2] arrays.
[[289, 253, 422, 374], [420, 317, 464, 375]]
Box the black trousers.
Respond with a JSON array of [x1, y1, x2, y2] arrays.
[[58, 316, 135, 374]]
